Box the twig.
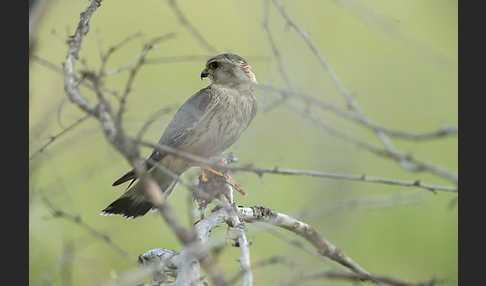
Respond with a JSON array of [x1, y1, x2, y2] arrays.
[[63, 0, 101, 116], [29, 0, 52, 53], [238, 206, 371, 277], [261, 0, 296, 112], [145, 55, 211, 64], [259, 20, 457, 141], [105, 33, 175, 76], [35, 240, 76, 286], [166, 0, 218, 53], [229, 256, 296, 285], [296, 192, 425, 220], [270, 0, 453, 176], [32, 54, 118, 98], [134, 139, 457, 193], [278, 270, 439, 286], [145, 55, 269, 65], [135, 105, 177, 141], [286, 105, 458, 183], [293, 91, 458, 141], [224, 196, 253, 286], [99, 31, 144, 76], [29, 114, 90, 160], [117, 33, 176, 124], [41, 196, 135, 262], [238, 79, 458, 183], [283, 88, 457, 141]]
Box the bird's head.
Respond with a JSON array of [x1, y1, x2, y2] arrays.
[[200, 53, 257, 86]]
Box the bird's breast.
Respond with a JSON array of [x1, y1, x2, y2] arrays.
[[190, 90, 256, 157]]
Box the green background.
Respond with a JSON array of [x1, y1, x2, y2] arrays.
[[29, 0, 457, 285]]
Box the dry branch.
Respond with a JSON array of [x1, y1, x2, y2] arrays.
[[29, 114, 90, 160], [166, 0, 217, 53], [270, 0, 457, 184], [135, 139, 457, 193], [142, 204, 436, 286], [237, 206, 370, 277], [41, 195, 135, 262], [53, 1, 454, 286], [278, 270, 438, 286]]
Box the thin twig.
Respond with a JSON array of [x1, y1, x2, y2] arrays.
[[278, 270, 439, 286], [167, 0, 218, 53], [99, 31, 144, 76], [229, 256, 296, 285], [41, 195, 135, 262], [116, 34, 176, 124], [271, 0, 454, 176], [135, 105, 177, 141], [29, 114, 90, 160], [145, 55, 211, 64], [134, 139, 458, 193], [285, 104, 458, 183]]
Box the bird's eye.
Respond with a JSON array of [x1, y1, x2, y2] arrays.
[[209, 62, 219, 69]]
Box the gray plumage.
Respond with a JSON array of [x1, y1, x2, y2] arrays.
[[102, 53, 257, 218]]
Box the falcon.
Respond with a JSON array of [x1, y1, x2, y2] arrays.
[[101, 53, 257, 219]]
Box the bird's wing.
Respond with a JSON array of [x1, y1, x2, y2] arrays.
[[112, 86, 215, 186]]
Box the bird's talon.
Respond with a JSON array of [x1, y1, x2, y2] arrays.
[[207, 167, 224, 177], [201, 170, 208, 182]]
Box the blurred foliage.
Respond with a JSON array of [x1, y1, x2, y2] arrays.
[[29, 0, 457, 285]]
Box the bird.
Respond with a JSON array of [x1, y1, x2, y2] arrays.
[[101, 53, 258, 219]]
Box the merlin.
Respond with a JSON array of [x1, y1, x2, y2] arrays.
[[101, 53, 258, 219]]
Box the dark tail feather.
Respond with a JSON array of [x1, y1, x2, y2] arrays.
[[104, 164, 181, 219], [101, 196, 153, 219], [112, 170, 136, 186]]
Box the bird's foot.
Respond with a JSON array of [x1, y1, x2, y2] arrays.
[[201, 167, 224, 182], [201, 167, 246, 196]]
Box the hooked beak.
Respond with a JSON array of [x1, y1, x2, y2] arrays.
[[200, 68, 209, 80]]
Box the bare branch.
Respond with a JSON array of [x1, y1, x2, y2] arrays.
[[29, 114, 90, 160], [116, 34, 176, 124], [237, 206, 370, 277], [30, 0, 53, 54], [135, 139, 457, 193], [104, 33, 175, 76], [32, 54, 118, 98], [229, 256, 296, 285], [99, 31, 144, 75], [296, 192, 425, 220], [270, 0, 455, 176], [63, 0, 102, 116], [287, 90, 457, 141], [278, 270, 439, 286], [285, 104, 458, 184], [145, 55, 269, 65], [55, 2, 454, 286], [145, 55, 211, 64], [41, 195, 135, 262], [166, 0, 218, 53], [135, 105, 178, 141]]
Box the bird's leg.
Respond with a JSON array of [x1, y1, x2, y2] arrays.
[[200, 168, 209, 182], [202, 167, 224, 179], [197, 199, 207, 220], [201, 157, 246, 196]]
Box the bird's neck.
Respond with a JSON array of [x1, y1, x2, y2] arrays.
[[213, 81, 255, 92]]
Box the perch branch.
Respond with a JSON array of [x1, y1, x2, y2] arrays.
[[134, 139, 457, 193]]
